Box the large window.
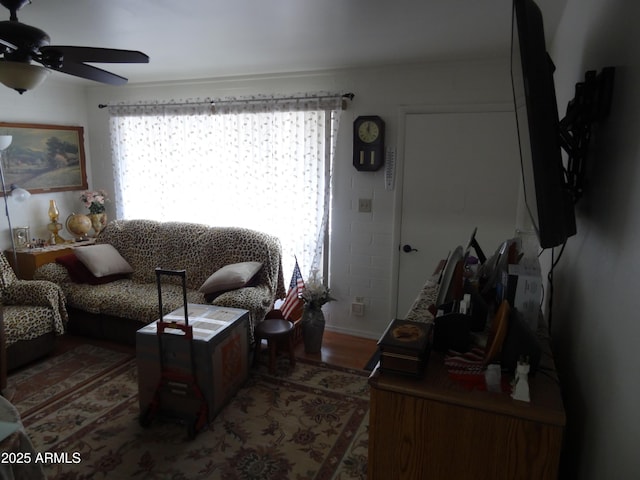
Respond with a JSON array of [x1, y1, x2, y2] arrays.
[[107, 93, 345, 279]]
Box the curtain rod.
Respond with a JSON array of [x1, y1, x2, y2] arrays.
[[98, 92, 354, 109]]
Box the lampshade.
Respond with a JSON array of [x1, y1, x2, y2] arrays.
[[0, 135, 11, 151], [10, 185, 30, 202], [0, 61, 50, 94]]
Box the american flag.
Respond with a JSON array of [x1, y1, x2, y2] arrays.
[[281, 259, 305, 322]]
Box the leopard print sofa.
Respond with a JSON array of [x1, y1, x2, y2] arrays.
[[34, 219, 286, 345]]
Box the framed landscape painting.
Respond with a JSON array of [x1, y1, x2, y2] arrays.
[[0, 122, 88, 194]]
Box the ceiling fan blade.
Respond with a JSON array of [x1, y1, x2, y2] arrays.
[[40, 45, 149, 64], [53, 61, 128, 85], [0, 36, 17, 51]]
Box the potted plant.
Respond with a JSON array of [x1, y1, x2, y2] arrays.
[[80, 189, 109, 236], [300, 270, 335, 353]]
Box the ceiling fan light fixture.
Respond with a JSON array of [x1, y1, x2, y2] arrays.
[[0, 61, 50, 94]]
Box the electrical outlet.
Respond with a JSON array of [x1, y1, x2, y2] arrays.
[[351, 301, 365, 316], [358, 198, 372, 213]]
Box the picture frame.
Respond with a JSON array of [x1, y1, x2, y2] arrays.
[[13, 226, 30, 248], [0, 122, 88, 194]]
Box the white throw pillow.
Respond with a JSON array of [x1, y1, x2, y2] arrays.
[[199, 261, 263, 294], [75, 244, 134, 278]]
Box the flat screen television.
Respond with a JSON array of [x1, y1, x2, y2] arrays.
[[511, 0, 577, 249]]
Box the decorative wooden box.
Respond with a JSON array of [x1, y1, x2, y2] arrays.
[[377, 318, 432, 377]]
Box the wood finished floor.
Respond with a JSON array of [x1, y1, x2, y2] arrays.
[[55, 329, 379, 371], [294, 330, 378, 370]]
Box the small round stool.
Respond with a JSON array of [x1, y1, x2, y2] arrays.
[[254, 318, 295, 374]]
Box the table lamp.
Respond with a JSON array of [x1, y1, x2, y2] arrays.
[[0, 135, 32, 275]]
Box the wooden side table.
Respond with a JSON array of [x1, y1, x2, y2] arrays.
[[5, 239, 95, 280], [368, 341, 565, 479]]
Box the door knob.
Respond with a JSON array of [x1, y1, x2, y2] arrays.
[[402, 244, 418, 253]]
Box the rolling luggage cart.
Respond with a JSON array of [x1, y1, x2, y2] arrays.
[[139, 268, 208, 439]]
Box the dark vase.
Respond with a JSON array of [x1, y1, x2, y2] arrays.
[[301, 308, 325, 353]]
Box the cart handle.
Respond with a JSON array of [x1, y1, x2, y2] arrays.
[[155, 268, 188, 326]]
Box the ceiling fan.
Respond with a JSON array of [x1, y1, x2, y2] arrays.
[[0, 0, 149, 94]]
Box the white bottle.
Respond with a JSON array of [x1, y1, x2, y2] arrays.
[[511, 360, 530, 402]]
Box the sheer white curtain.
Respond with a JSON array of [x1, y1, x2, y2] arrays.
[[107, 93, 343, 279]]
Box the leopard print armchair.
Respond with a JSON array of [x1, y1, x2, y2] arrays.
[[0, 251, 68, 384]]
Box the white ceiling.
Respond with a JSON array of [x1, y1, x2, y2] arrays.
[[3, 0, 567, 86]]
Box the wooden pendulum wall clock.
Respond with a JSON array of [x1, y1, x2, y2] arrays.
[[353, 115, 385, 171]]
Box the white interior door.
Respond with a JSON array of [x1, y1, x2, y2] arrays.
[[396, 108, 520, 317]]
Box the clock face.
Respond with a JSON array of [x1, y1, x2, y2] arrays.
[[358, 120, 380, 143], [14, 227, 29, 247]]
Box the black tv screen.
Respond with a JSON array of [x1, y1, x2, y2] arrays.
[[511, 0, 576, 249]]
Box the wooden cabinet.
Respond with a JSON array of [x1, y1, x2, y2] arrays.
[[5, 240, 95, 279], [368, 346, 565, 479]]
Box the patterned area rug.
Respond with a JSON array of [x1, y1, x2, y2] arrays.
[[8, 344, 370, 479]]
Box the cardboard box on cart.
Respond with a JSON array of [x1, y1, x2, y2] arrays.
[[136, 304, 250, 424]]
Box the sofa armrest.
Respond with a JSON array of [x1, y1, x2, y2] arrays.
[[213, 285, 274, 313], [4, 280, 65, 308], [3, 280, 69, 334], [33, 262, 72, 284], [212, 284, 275, 343]]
